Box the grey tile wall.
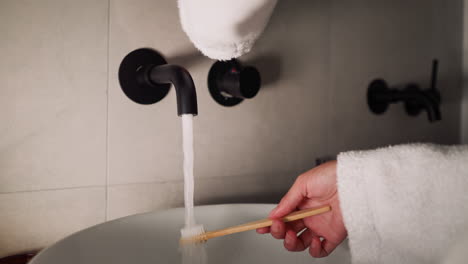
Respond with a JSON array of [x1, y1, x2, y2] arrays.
[[0, 0, 108, 193], [328, 0, 462, 154], [0, 187, 105, 257], [0, 0, 463, 258], [107, 172, 295, 220], [0, 0, 108, 257], [108, 0, 330, 186]]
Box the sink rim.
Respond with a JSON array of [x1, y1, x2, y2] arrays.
[[30, 203, 277, 263]]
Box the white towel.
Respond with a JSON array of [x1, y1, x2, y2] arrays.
[[337, 144, 468, 264], [178, 0, 277, 60]]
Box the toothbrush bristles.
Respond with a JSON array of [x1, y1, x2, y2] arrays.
[[180, 225, 206, 245]]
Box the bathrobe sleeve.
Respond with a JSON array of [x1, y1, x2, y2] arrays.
[[337, 144, 468, 264]]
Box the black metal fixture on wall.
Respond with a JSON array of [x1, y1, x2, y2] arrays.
[[367, 59, 441, 122], [208, 59, 261, 107], [118, 48, 198, 116]]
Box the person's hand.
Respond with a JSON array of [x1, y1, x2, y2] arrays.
[[257, 161, 347, 257]]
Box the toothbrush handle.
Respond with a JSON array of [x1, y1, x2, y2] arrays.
[[203, 205, 331, 240]]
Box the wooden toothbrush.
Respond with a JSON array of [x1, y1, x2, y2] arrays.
[[180, 205, 331, 244]]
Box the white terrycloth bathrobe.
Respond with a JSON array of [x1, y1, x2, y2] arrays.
[[337, 144, 468, 264]]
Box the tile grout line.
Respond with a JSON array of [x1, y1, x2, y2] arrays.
[[326, 0, 334, 156], [0, 170, 298, 195], [105, 170, 300, 188], [105, 0, 111, 222], [0, 185, 107, 195]]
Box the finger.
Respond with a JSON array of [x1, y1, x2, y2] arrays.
[[288, 219, 306, 233], [257, 219, 304, 235], [309, 236, 322, 257], [270, 219, 286, 239], [297, 228, 314, 249], [283, 230, 299, 251], [309, 238, 339, 258], [319, 239, 340, 257], [270, 177, 307, 218], [284, 229, 314, 252], [256, 227, 270, 234]]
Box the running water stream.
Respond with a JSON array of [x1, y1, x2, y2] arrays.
[[180, 114, 207, 264], [182, 114, 196, 228]]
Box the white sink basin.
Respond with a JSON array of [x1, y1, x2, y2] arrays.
[[30, 204, 351, 264]]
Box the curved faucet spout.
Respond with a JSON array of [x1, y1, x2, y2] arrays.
[[146, 64, 198, 116], [118, 48, 198, 116]]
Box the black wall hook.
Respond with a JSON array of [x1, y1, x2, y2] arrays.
[[367, 60, 441, 122]]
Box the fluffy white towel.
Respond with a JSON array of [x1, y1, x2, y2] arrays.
[[178, 0, 277, 60], [337, 144, 468, 264]]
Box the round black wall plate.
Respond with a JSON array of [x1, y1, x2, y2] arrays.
[[367, 79, 389, 114], [118, 48, 171, 105], [404, 84, 423, 116], [208, 60, 243, 107]]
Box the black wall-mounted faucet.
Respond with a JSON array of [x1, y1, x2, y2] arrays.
[[367, 60, 441, 122], [118, 48, 198, 116]]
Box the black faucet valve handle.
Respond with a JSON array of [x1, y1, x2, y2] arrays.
[[366, 59, 441, 122], [430, 59, 438, 92], [208, 59, 261, 107]]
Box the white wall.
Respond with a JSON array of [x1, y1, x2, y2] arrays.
[[0, 0, 463, 257]]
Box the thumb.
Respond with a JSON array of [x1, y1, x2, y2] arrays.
[[270, 176, 306, 218]]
